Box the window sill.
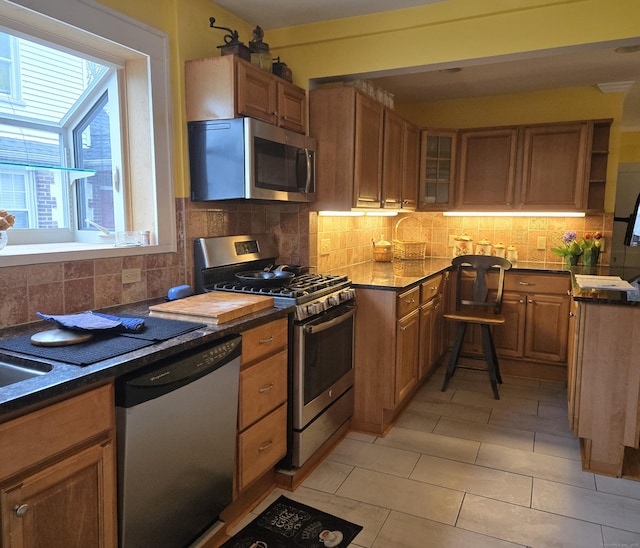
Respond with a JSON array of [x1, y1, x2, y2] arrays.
[[0, 241, 176, 267]]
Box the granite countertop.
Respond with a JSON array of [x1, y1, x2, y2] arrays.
[[0, 298, 292, 420], [568, 266, 640, 306], [340, 258, 570, 291]]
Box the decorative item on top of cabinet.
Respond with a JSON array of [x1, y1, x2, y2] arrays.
[[0, 385, 116, 548], [419, 129, 457, 210], [209, 17, 251, 61], [185, 54, 306, 134], [236, 318, 288, 494], [586, 119, 612, 213]]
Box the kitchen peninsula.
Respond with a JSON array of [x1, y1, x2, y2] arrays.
[[345, 259, 640, 481]]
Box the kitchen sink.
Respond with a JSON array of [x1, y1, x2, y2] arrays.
[[0, 355, 52, 388]]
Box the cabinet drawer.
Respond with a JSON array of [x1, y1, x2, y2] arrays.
[[503, 273, 570, 295], [238, 349, 287, 430], [0, 384, 113, 481], [237, 403, 287, 489], [421, 274, 443, 303], [397, 286, 420, 318], [241, 318, 288, 366]]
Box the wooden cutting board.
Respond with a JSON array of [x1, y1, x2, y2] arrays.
[[148, 292, 274, 324]]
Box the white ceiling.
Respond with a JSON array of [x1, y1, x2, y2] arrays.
[[211, 0, 640, 129]]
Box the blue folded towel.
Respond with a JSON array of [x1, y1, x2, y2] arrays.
[[37, 311, 145, 332]]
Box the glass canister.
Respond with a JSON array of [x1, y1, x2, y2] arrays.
[[506, 245, 518, 263], [453, 234, 473, 257]]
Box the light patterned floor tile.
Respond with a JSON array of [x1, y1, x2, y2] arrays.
[[451, 388, 539, 415], [407, 398, 491, 423], [375, 425, 480, 463], [602, 526, 640, 548], [596, 473, 640, 500], [434, 416, 534, 452], [477, 442, 596, 489], [336, 467, 463, 525], [534, 431, 581, 460], [371, 510, 524, 548], [533, 478, 640, 534], [393, 409, 439, 432], [537, 400, 569, 419], [489, 407, 574, 438], [302, 459, 353, 494], [348, 431, 378, 443], [458, 493, 604, 548], [499, 383, 567, 405], [410, 453, 532, 506], [327, 437, 420, 478]]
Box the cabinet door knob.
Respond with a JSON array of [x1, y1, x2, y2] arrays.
[[528, 299, 533, 304], [13, 504, 29, 517], [569, 312, 575, 317], [519, 299, 525, 304]]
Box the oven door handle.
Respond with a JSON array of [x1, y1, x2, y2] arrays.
[[304, 305, 356, 334]]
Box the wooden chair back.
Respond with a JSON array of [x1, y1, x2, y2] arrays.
[[451, 255, 512, 314]]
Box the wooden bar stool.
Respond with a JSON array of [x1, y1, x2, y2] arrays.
[[441, 255, 512, 399]]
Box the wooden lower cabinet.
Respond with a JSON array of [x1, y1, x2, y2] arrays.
[[236, 318, 288, 494], [448, 270, 571, 380], [0, 384, 116, 548], [353, 274, 445, 435], [567, 300, 640, 477]]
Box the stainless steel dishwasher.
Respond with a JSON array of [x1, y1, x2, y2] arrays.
[[115, 334, 241, 548]]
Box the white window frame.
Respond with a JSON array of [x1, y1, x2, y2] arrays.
[[0, 0, 176, 266]]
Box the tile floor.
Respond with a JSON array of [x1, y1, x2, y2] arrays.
[[230, 366, 640, 547]]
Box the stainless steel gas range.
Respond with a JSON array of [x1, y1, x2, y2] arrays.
[[194, 234, 356, 468]]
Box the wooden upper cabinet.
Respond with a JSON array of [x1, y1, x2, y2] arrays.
[[519, 123, 589, 210], [382, 109, 405, 209], [354, 92, 384, 208], [236, 60, 278, 125], [419, 130, 457, 210], [401, 121, 420, 210], [457, 127, 519, 209], [185, 55, 307, 133], [456, 121, 597, 212]]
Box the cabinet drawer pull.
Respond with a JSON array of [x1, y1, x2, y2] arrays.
[[259, 383, 274, 393], [258, 439, 273, 452], [519, 281, 534, 286], [13, 504, 29, 517], [405, 298, 415, 304], [259, 336, 274, 344]]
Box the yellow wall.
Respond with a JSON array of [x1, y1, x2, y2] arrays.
[[96, 0, 640, 203], [620, 132, 640, 162]]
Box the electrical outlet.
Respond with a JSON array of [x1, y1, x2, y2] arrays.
[[122, 268, 141, 284], [448, 235, 457, 248], [537, 236, 547, 250], [320, 238, 331, 255]]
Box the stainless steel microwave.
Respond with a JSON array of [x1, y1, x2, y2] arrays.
[[188, 117, 315, 203]]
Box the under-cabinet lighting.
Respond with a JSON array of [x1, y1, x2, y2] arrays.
[[319, 211, 365, 217], [364, 211, 399, 217], [443, 211, 586, 218]]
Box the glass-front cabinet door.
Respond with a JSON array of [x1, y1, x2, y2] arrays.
[[419, 129, 457, 210]]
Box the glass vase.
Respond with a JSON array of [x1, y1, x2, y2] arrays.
[[0, 230, 7, 251], [582, 248, 600, 267], [564, 254, 579, 267]]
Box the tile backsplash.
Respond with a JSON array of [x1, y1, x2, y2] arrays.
[[0, 199, 612, 329], [313, 211, 613, 272]]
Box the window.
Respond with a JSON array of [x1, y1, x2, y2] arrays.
[[0, 0, 175, 265]]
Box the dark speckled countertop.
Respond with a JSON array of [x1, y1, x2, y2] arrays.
[[338, 259, 571, 291], [0, 298, 292, 420], [337, 258, 640, 304]]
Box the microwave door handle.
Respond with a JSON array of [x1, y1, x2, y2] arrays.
[[304, 306, 356, 334], [304, 148, 312, 193]]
